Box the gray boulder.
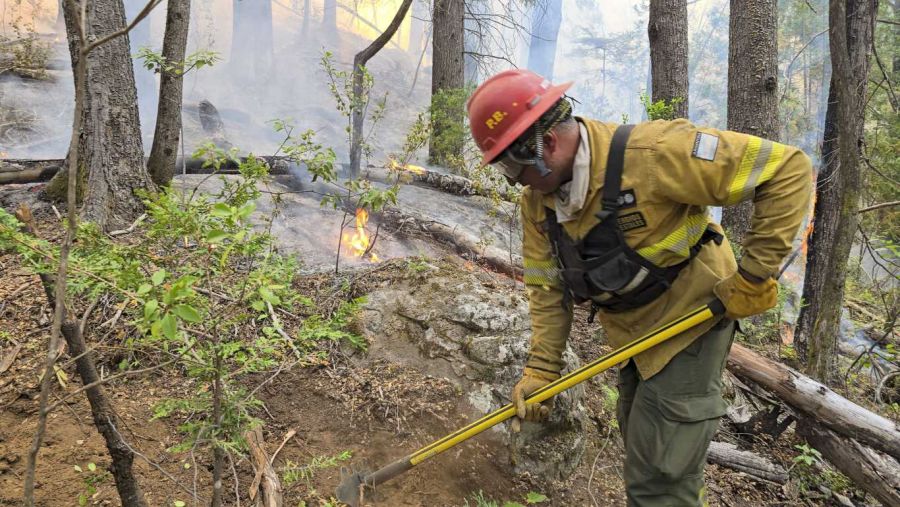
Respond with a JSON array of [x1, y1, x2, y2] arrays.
[[354, 262, 587, 480]]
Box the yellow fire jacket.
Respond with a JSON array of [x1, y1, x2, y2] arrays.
[[522, 118, 813, 378]]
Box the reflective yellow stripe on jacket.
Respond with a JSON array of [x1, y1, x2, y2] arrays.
[[637, 212, 710, 266], [726, 137, 786, 205], [524, 258, 561, 288]]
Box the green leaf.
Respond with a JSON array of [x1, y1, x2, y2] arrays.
[[211, 203, 232, 217], [174, 305, 202, 323], [502, 503, 525, 507], [144, 300, 159, 320], [206, 229, 229, 243], [525, 492, 548, 504], [137, 283, 152, 295], [161, 313, 177, 340], [258, 286, 281, 305], [174, 501, 186, 507], [237, 201, 257, 219], [251, 300, 266, 312], [87, 462, 96, 472], [151, 269, 167, 286]]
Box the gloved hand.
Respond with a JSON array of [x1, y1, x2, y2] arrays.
[[713, 268, 778, 320], [511, 367, 560, 432]]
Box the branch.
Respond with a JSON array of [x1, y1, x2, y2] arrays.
[[83, 0, 165, 54], [858, 201, 900, 214]]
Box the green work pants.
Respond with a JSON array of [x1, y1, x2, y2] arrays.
[[615, 319, 736, 507]]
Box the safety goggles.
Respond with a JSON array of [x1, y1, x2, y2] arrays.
[[490, 142, 538, 183]]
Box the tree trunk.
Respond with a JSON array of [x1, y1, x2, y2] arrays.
[[147, 0, 191, 186], [429, 0, 465, 164], [647, 0, 688, 118], [527, 0, 563, 81], [726, 342, 900, 461], [798, 421, 900, 506], [47, 0, 155, 232], [795, 0, 876, 382], [721, 0, 778, 243], [323, 0, 337, 31], [64, 320, 149, 506], [231, 0, 273, 76], [349, 0, 415, 177]]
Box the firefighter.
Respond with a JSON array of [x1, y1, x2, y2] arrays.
[[467, 69, 812, 506]]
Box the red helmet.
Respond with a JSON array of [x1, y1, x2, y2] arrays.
[[467, 69, 572, 165]]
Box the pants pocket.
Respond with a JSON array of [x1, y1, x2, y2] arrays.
[[624, 390, 725, 507]]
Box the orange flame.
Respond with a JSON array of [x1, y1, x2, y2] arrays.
[[800, 174, 817, 255], [387, 158, 425, 176], [342, 208, 379, 262]]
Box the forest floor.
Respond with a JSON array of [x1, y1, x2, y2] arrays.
[[0, 202, 896, 507]]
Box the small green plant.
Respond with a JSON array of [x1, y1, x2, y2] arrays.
[[640, 92, 684, 121], [0, 22, 51, 78], [135, 47, 220, 76], [297, 297, 368, 351], [73, 462, 109, 506], [791, 444, 822, 467], [281, 450, 353, 487]]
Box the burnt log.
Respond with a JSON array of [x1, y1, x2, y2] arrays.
[[0, 157, 295, 185], [706, 441, 788, 484], [362, 165, 516, 202], [0, 159, 65, 185], [375, 205, 523, 279], [798, 421, 900, 506], [726, 343, 900, 461]]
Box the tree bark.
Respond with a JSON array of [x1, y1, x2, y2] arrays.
[[429, 0, 465, 164], [527, 0, 563, 81], [795, 0, 876, 382], [47, 0, 155, 232], [349, 0, 414, 177], [648, 0, 689, 118], [147, 0, 191, 186], [797, 420, 900, 506], [721, 0, 778, 243], [726, 342, 900, 461]]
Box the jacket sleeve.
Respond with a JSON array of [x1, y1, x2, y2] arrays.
[[521, 189, 573, 374], [651, 119, 813, 279]]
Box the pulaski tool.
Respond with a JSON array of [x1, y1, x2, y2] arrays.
[[335, 299, 726, 506]]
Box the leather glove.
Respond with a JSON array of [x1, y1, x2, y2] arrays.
[[511, 367, 560, 432], [713, 267, 778, 320]]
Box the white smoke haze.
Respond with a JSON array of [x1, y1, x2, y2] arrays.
[[0, 0, 828, 162]]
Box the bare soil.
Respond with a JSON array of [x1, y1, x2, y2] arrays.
[[0, 204, 868, 507]]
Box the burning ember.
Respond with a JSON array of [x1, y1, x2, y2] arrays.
[[342, 208, 380, 262]]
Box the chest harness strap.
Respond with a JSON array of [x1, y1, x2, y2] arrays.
[[545, 124, 722, 320]]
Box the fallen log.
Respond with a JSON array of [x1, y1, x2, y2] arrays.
[[726, 342, 900, 461], [0, 157, 296, 184], [0, 159, 65, 184], [706, 441, 788, 484], [798, 420, 900, 506], [362, 165, 517, 202], [376, 205, 523, 279]]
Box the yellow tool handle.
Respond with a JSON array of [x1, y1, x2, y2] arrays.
[[406, 298, 725, 466]]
